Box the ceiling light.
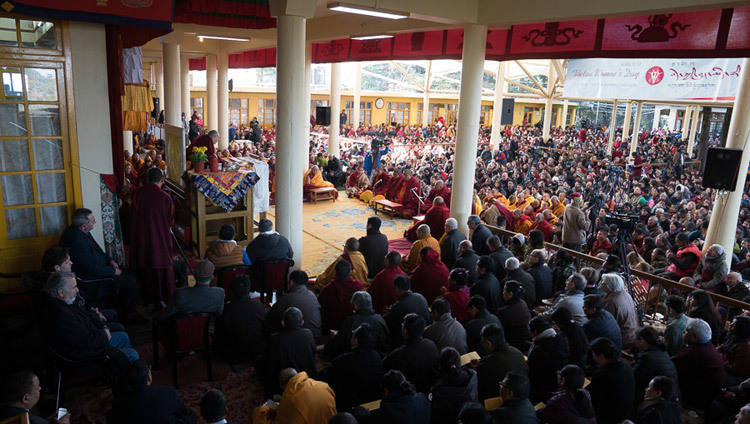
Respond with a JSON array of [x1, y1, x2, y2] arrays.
[[351, 34, 394, 40], [196, 35, 251, 42], [328, 2, 408, 19]]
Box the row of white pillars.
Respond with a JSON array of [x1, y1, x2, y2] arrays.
[[329, 62, 341, 157], [489, 61, 506, 151]]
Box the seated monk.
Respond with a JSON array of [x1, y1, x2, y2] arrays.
[[303, 165, 338, 201], [409, 246, 449, 305], [513, 207, 533, 236], [400, 224, 441, 274], [404, 197, 450, 242], [531, 212, 553, 242], [422, 180, 451, 211], [314, 237, 369, 291], [543, 209, 557, 226], [549, 195, 565, 217], [385, 168, 404, 201], [252, 368, 336, 424], [395, 169, 421, 219], [371, 166, 391, 196], [346, 164, 370, 198]]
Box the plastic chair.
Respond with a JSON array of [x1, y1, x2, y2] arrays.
[[250, 259, 294, 304], [213, 265, 252, 300], [152, 312, 215, 388]]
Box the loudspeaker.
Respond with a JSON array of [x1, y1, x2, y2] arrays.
[[316, 106, 331, 126], [500, 98, 514, 125], [702, 147, 743, 190], [151, 97, 160, 119]]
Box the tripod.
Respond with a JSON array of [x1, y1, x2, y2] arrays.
[[611, 226, 634, 297]]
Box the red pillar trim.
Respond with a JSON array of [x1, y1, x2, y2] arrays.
[[105, 24, 124, 191]]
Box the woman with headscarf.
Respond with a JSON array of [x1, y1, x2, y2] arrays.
[[693, 244, 728, 291], [497, 281, 532, 352], [599, 273, 640, 348], [686, 289, 722, 345]]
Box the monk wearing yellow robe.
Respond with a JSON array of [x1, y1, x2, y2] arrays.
[[314, 238, 369, 291], [252, 370, 337, 424], [400, 224, 441, 274], [303, 165, 338, 201]]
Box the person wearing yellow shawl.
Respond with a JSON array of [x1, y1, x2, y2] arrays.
[[252, 368, 337, 424], [303, 165, 338, 201], [400, 224, 441, 274], [550, 195, 565, 217], [314, 237, 369, 291]]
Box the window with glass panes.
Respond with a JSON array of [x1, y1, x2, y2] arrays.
[[416, 103, 439, 126], [386, 102, 410, 125], [479, 105, 492, 125], [344, 101, 371, 125], [229, 98, 248, 126], [310, 99, 328, 119], [0, 18, 74, 249], [190, 97, 203, 119], [445, 103, 458, 125], [258, 98, 276, 126]]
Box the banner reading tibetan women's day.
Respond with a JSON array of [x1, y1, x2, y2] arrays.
[[563, 58, 744, 101], [6, 0, 172, 29]]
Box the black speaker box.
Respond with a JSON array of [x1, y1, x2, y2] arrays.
[[500, 98, 514, 125], [316, 106, 331, 126], [151, 97, 160, 119], [702, 147, 743, 191]]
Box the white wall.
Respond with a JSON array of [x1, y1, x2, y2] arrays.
[[69, 22, 113, 248]]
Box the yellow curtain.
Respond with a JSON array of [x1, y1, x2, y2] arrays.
[[122, 81, 154, 132]]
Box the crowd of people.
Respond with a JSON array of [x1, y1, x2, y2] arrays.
[[6, 115, 750, 424]]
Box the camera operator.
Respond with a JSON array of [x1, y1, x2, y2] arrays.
[[364, 138, 389, 179], [562, 192, 589, 252]]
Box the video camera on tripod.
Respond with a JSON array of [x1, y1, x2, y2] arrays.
[[604, 211, 640, 233]]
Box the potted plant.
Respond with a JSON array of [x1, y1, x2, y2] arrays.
[[190, 146, 208, 173]]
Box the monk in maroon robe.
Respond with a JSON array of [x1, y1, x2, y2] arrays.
[[531, 213, 554, 242], [422, 180, 451, 211], [371, 167, 391, 196], [185, 130, 218, 160], [494, 199, 515, 229], [130, 168, 175, 305], [384, 169, 404, 201], [404, 197, 450, 242], [395, 169, 421, 218], [409, 247, 449, 305], [318, 261, 365, 331], [367, 252, 406, 314]]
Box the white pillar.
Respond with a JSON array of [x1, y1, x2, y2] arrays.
[[155, 61, 164, 117], [206, 54, 218, 132], [490, 61, 506, 151], [607, 100, 618, 155], [687, 105, 701, 156], [273, 5, 312, 269], [422, 90, 430, 128], [542, 96, 553, 141], [703, 58, 750, 266], [353, 62, 362, 126], [450, 23, 487, 236], [561, 99, 569, 128], [329, 62, 341, 158], [621, 100, 633, 146], [629, 101, 643, 161], [303, 41, 313, 171], [542, 64, 553, 140], [123, 131, 133, 153], [162, 42, 181, 127], [181, 58, 190, 118], [217, 51, 229, 150]]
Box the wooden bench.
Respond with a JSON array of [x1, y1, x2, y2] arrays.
[[309, 187, 337, 204], [373, 199, 403, 217]]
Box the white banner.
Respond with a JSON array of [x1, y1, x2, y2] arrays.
[[564, 58, 743, 101]]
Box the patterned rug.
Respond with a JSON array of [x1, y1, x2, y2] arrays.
[[265, 193, 413, 276]]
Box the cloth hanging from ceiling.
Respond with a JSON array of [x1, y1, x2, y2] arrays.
[[122, 82, 153, 132], [173, 0, 276, 29]]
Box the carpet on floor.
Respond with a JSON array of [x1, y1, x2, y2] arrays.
[[388, 237, 413, 255]]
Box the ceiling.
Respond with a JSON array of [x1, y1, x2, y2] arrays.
[[141, 0, 750, 63]]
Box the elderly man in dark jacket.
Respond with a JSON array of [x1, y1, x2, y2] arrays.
[[245, 219, 294, 264], [501, 257, 536, 308], [490, 372, 539, 423], [589, 337, 635, 424], [324, 291, 389, 359], [470, 256, 502, 313], [453, 240, 479, 285], [384, 275, 431, 347], [672, 317, 725, 409], [476, 324, 529, 401], [488, 236, 514, 281], [423, 299, 467, 354], [441, 217, 466, 269], [468, 215, 493, 256], [526, 249, 554, 304], [465, 296, 501, 357], [383, 313, 440, 394], [265, 270, 322, 340], [358, 217, 389, 278]]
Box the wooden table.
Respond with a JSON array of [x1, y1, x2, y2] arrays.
[[309, 187, 337, 204], [188, 171, 264, 257], [373, 199, 403, 217]]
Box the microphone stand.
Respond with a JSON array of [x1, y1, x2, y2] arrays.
[[411, 187, 426, 215]]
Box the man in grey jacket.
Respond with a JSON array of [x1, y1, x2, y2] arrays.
[[561, 193, 588, 252], [423, 299, 467, 354], [536, 272, 587, 324]]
